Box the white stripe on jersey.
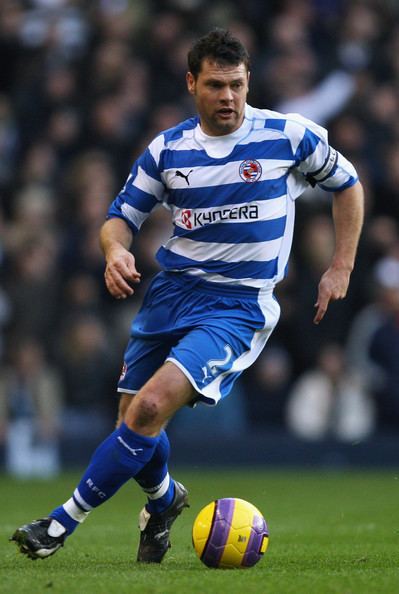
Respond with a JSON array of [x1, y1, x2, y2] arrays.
[[134, 165, 164, 200], [181, 268, 274, 288], [166, 120, 286, 151], [237, 128, 287, 144], [121, 203, 149, 230], [168, 117, 252, 158], [148, 133, 166, 164], [163, 158, 292, 189], [164, 236, 282, 263], [284, 113, 328, 155]]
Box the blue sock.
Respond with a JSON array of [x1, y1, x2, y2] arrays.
[[134, 429, 175, 514], [50, 423, 159, 532], [50, 505, 80, 535]]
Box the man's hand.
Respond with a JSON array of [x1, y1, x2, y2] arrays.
[[100, 218, 140, 299], [104, 245, 141, 299], [314, 181, 364, 324], [313, 266, 351, 324]]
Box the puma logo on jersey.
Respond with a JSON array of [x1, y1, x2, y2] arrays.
[[175, 169, 193, 186]]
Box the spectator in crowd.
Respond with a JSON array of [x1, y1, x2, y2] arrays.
[[285, 342, 376, 443], [242, 347, 292, 429], [346, 240, 399, 389], [368, 251, 399, 429], [169, 378, 249, 441], [3, 233, 61, 352], [289, 213, 356, 372], [0, 336, 63, 477], [57, 313, 119, 445]]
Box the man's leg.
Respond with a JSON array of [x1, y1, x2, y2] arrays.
[[118, 395, 175, 515], [11, 362, 193, 560], [121, 363, 193, 562]]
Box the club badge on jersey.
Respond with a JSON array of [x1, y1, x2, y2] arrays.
[[239, 159, 262, 183]]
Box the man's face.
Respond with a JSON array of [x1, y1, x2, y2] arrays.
[[186, 59, 250, 136]]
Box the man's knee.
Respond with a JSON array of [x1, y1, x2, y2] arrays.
[[123, 362, 194, 434], [125, 391, 164, 434]]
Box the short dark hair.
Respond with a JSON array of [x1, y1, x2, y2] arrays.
[[187, 28, 250, 78]]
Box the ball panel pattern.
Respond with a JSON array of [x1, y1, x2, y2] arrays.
[[192, 497, 269, 569], [192, 501, 216, 558], [201, 498, 235, 568], [219, 498, 252, 567]]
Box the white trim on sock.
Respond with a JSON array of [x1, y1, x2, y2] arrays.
[[48, 519, 66, 537], [73, 488, 93, 512], [64, 497, 90, 523], [143, 473, 171, 500]]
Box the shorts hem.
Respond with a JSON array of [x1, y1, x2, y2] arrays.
[[117, 388, 140, 394], [166, 357, 218, 406]]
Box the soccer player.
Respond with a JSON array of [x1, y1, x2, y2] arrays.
[[11, 29, 364, 563]]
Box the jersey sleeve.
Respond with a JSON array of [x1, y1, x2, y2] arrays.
[[287, 113, 358, 192], [107, 136, 166, 234]]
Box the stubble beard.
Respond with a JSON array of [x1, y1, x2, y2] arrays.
[[208, 111, 242, 136]]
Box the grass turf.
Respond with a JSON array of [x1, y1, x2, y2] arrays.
[[1, 469, 398, 594]]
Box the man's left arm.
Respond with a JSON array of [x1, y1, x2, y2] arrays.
[[314, 181, 364, 324]]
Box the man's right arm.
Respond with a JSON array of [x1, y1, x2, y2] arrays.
[[100, 217, 141, 299]]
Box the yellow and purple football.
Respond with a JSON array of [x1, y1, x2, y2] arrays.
[[192, 497, 269, 568]]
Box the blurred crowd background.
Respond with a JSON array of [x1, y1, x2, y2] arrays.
[[1, 0, 399, 476]]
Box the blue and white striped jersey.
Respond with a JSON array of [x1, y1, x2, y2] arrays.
[[107, 104, 358, 290]]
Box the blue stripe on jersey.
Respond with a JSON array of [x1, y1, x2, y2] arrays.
[[116, 186, 160, 213], [109, 151, 162, 229], [265, 118, 286, 131], [138, 148, 162, 183], [162, 116, 199, 144], [172, 217, 287, 243], [168, 176, 287, 208], [294, 128, 321, 164], [161, 139, 294, 170], [156, 246, 278, 279]]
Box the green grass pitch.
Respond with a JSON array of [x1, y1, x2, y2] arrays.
[[1, 469, 398, 594]]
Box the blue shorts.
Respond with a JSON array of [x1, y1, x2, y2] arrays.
[[117, 272, 280, 405]]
